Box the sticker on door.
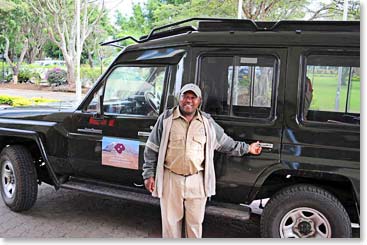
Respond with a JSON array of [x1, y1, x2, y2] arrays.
[[102, 137, 139, 170]]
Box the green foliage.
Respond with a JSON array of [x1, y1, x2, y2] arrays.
[[0, 95, 58, 106], [80, 65, 101, 87], [0, 1, 30, 53], [3, 67, 41, 83], [328, 0, 360, 20], [46, 68, 67, 85], [18, 69, 41, 83], [148, 0, 236, 27], [43, 41, 63, 60]]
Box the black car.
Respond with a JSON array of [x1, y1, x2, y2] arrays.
[[0, 18, 360, 238]]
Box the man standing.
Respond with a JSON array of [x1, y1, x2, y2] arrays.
[[142, 83, 262, 238]]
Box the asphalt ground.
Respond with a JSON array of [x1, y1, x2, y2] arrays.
[[0, 184, 261, 238]]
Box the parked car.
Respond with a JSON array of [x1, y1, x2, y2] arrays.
[[0, 18, 360, 238]]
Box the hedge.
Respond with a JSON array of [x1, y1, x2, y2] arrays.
[[0, 95, 58, 107]]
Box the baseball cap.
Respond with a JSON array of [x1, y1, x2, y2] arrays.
[[180, 83, 202, 98]]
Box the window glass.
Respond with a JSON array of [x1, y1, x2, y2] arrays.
[[304, 53, 360, 125], [85, 83, 104, 113], [101, 66, 166, 116], [200, 55, 276, 119]]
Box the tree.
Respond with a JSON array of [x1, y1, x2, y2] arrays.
[[83, 8, 115, 68], [326, 0, 360, 20], [114, 0, 237, 42], [240, 0, 309, 20], [25, 14, 48, 64], [29, 0, 107, 100], [0, 1, 30, 84], [114, 3, 153, 46], [147, 0, 236, 27]]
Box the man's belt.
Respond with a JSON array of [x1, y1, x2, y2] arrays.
[[166, 168, 201, 177]]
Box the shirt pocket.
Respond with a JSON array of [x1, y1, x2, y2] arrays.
[[168, 134, 185, 149], [192, 135, 206, 150]]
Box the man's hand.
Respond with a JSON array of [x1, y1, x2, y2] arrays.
[[249, 141, 262, 155], [144, 177, 155, 193]]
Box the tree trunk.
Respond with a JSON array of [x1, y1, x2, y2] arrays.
[[65, 61, 75, 88], [12, 66, 19, 84], [87, 51, 94, 68]]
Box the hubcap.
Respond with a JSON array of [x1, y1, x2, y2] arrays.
[[1, 160, 16, 199], [279, 207, 331, 238]]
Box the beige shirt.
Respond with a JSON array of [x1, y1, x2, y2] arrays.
[[164, 107, 206, 175]]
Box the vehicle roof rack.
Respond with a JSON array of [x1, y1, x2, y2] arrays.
[[100, 18, 359, 47], [198, 19, 359, 32], [100, 18, 240, 47]]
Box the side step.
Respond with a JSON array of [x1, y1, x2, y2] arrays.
[[60, 177, 250, 221]]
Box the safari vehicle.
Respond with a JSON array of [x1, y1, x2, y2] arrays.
[[0, 18, 360, 238]]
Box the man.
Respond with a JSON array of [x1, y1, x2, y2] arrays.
[[142, 83, 262, 238]]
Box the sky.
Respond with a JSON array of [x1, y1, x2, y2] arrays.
[[104, 0, 146, 20]]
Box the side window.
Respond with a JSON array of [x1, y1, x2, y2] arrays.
[[87, 66, 166, 116], [199, 55, 277, 119], [303, 53, 360, 125]]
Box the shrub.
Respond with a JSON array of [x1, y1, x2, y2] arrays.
[[18, 69, 41, 83], [3, 69, 41, 84], [81, 66, 101, 88], [46, 68, 68, 86], [0, 95, 58, 107]]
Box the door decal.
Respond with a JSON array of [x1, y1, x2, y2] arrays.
[[102, 137, 139, 169]]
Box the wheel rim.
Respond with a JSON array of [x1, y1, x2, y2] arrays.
[[279, 207, 332, 238], [1, 160, 16, 199]]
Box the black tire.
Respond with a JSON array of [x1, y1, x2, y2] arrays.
[[0, 145, 38, 212], [260, 184, 351, 238]]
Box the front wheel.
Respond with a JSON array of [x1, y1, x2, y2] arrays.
[[0, 145, 38, 212], [260, 184, 352, 238]]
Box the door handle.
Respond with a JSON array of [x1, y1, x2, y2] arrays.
[[258, 142, 273, 149], [138, 131, 151, 137], [133, 182, 144, 187]]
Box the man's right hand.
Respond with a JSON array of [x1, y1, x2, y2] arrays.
[[144, 177, 155, 193]]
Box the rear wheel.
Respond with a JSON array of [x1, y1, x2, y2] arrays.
[[0, 145, 38, 212], [260, 184, 352, 238]]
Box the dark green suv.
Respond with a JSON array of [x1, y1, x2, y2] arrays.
[[0, 18, 360, 238]]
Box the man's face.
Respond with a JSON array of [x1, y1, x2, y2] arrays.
[[179, 91, 201, 116]]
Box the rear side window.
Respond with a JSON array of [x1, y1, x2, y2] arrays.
[[302, 52, 360, 125], [199, 55, 277, 119]]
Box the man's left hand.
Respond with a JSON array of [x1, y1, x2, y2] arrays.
[[249, 141, 262, 155]]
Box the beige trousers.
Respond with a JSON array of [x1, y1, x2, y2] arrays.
[[160, 169, 207, 238]]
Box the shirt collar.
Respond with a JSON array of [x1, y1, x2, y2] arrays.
[[173, 106, 203, 122]]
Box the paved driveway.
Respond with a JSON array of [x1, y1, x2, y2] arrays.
[[0, 184, 261, 238]]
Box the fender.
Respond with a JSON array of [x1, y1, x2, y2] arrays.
[[248, 162, 360, 206], [247, 162, 283, 202], [0, 127, 60, 189]]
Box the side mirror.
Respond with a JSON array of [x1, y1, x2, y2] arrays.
[[94, 95, 104, 120]]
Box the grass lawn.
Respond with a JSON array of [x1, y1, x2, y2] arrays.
[[308, 73, 360, 113]]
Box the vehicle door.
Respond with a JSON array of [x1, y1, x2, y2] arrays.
[[193, 47, 286, 204], [282, 47, 360, 197], [68, 64, 170, 188]]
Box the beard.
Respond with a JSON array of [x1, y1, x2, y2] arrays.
[[179, 104, 197, 116]]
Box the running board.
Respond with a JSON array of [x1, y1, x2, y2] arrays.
[[60, 177, 251, 221]]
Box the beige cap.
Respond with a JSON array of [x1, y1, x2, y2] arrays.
[[180, 83, 202, 98]]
